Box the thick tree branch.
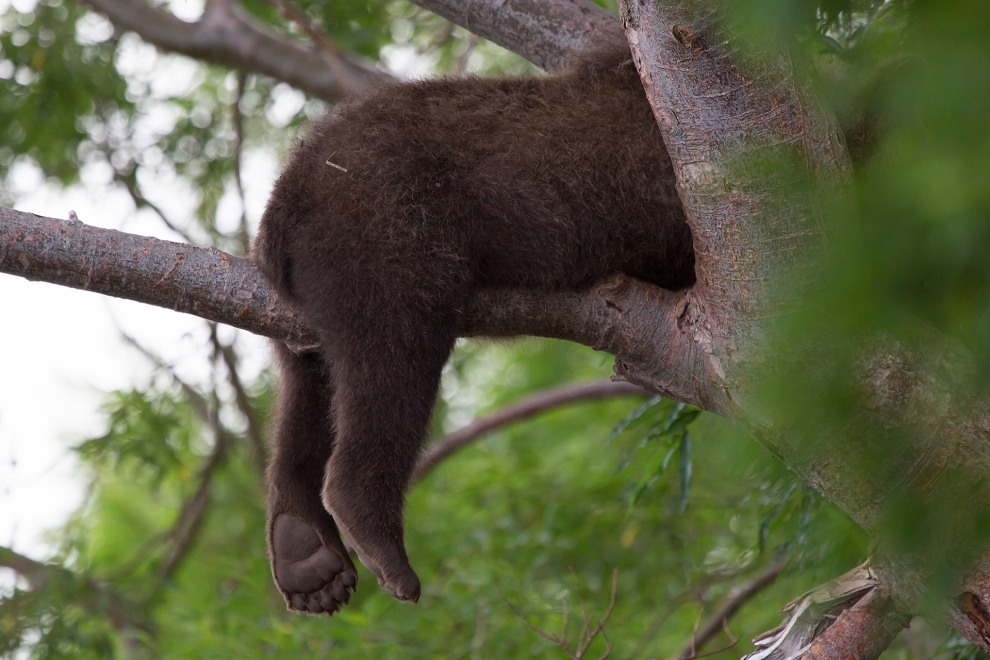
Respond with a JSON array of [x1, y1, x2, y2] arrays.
[[81, 0, 387, 102], [412, 381, 648, 481], [0, 208, 701, 402], [0, 546, 51, 589], [405, 0, 626, 73]]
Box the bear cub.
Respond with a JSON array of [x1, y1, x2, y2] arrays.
[[254, 46, 695, 616]]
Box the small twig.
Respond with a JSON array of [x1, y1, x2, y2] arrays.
[[413, 381, 648, 481], [493, 585, 569, 651], [576, 569, 619, 659], [257, 0, 346, 58], [231, 69, 250, 256], [117, 326, 204, 406], [689, 605, 704, 658], [562, 597, 570, 647], [116, 325, 211, 423], [673, 561, 786, 660], [682, 620, 739, 660], [495, 569, 619, 660], [573, 567, 592, 648], [595, 632, 614, 660], [118, 172, 198, 245]]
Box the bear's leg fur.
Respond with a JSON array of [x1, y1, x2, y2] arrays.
[[267, 342, 358, 615], [319, 309, 458, 604]]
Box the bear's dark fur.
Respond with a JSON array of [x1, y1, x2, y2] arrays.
[[254, 46, 695, 616]]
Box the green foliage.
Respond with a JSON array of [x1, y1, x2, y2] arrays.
[[609, 398, 700, 512], [75, 388, 202, 485], [0, 0, 130, 193], [2, 339, 872, 658]]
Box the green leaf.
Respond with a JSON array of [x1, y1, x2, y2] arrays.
[[605, 395, 665, 445], [678, 432, 692, 514]]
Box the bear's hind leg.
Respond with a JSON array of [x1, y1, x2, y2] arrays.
[[321, 315, 457, 604], [267, 342, 358, 615]]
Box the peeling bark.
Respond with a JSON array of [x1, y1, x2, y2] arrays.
[[802, 590, 908, 660]]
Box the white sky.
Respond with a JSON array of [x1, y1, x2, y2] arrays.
[[0, 154, 275, 562]]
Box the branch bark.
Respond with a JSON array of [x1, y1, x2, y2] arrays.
[[0, 208, 698, 403], [81, 0, 387, 102], [404, 0, 626, 73], [802, 589, 907, 660]]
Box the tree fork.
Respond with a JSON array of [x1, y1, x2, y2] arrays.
[[618, 1, 990, 657]]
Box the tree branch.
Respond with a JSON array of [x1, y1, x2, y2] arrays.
[[674, 562, 785, 660], [255, 0, 347, 59], [80, 0, 388, 103], [413, 381, 648, 481], [405, 0, 626, 73], [801, 589, 907, 660], [0, 546, 52, 589], [0, 208, 701, 403]]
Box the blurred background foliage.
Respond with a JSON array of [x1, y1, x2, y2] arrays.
[[0, 0, 988, 657]]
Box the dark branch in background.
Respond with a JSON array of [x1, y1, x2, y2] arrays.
[[413, 381, 649, 481], [81, 0, 388, 103], [210, 326, 269, 475], [118, 172, 198, 245], [0, 546, 51, 588], [405, 0, 626, 73], [231, 70, 250, 257], [158, 413, 228, 580], [673, 562, 785, 660], [0, 546, 143, 633], [113, 328, 233, 579], [117, 327, 212, 422], [255, 0, 347, 58]]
